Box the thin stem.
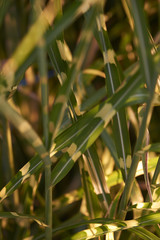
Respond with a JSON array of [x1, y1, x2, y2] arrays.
[[38, 38, 52, 239], [45, 161, 52, 239]]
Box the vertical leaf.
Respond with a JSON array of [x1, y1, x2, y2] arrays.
[[118, 0, 158, 221], [95, 6, 131, 179]]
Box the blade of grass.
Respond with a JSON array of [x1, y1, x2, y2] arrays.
[[96, 7, 131, 179], [107, 187, 124, 219], [118, 100, 154, 220], [0, 154, 43, 202], [13, 1, 101, 90], [49, 4, 98, 146], [0, 0, 98, 97], [141, 143, 160, 153], [23, 173, 41, 214], [106, 156, 159, 188], [79, 159, 102, 218], [42, 0, 112, 214], [0, 59, 157, 203], [138, 105, 153, 203], [0, 0, 56, 96], [131, 178, 144, 219], [83, 146, 111, 211], [101, 129, 120, 169], [1, 117, 13, 184], [0, 211, 46, 227], [126, 0, 156, 92], [50, 69, 142, 187], [128, 201, 160, 212], [118, 0, 158, 220], [29, 212, 160, 240], [47, 2, 112, 212], [71, 213, 160, 240], [52, 188, 83, 211], [0, 98, 50, 202], [38, 212, 160, 240], [0, 154, 158, 205], [1, 117, 19, 207], [145, 157, 160, 204], [80, 85, 150, 112], [129, 227, 160, 240]]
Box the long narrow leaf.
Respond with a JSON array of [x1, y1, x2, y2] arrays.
[[0, 99, 50, 202], [129, 227, 160, 240], [0, 212, 46, 227], [71, 212, 160, 240], [0, 0, 99, 97], [118, 0, 159, 219], [51, 69, 142, 186], [49, 5, 98, 145], [128, 0, 155, 92], [96, 7, 131, 179]]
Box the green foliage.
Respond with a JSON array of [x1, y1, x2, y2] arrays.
[[0, 0, 159, 239]]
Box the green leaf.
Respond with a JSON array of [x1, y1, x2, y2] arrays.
[[95, 7, 132, 178], [128, 0, 155, 92], [141, 143, 160, 153], [49, 5, 98, 143], [118, 0, 159, 219], [0, 155, 43, 202], [129, 202, 160, 212], [0, 0, 98, 97], [84, 146, 111, 211], [79, 160, 103, 218], [51, 68, 142, 186], [71, 212, 160, 239], [0, 211, 46, 227], [0, 98, 50, 164], [129, 227, 160, 240]]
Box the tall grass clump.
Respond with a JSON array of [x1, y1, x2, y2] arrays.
[[0, 0, 160, 239]]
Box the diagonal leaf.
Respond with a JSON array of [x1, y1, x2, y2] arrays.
[[0, 0, 56, 95], [141, 143, 160, 153], [129, 227, 160, 240], [0, 154, 43, 203], [0, 98, 49, 162], [0, 211, 46, 227], [52, 188, 83, 211], [71, 212, 160, 240], [46, 2, 112, 213], [0, 99, 50, 202], [51, 68, 142, 186], [129, 202, 160, 212], [0, 0, 99, 97], [106, 157, 159, 188], [0, 53, 158, 203], [0, 154, 158, 207], [49, 4, 98, 145]]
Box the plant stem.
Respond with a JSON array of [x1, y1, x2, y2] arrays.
[[45, 160, 52, 239], [37, 36, 52, 239]]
